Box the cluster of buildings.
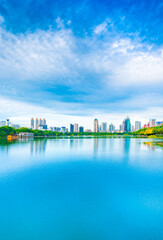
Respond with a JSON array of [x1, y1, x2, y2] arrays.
[[30, 116, 163, 133], [31, 118, 48, 130], [0, 119, 20, 129], [1, 116, 162, 134], [143, 119, 163, 129]]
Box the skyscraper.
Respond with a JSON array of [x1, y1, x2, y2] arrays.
[[70, 124, 74, 132], [94, 119, 99, 132], [6, 119, 10, 126], [35, 118, 39, 129], [101, 122, 107, 132], [109, 123, 115, 132], [74, 123, 79, 132], [79, 126, 84, 132], [31, 118, 34, 129], [149, 119, 156, 127], [135, 121, 141, 131], [124, 116, 131, 132], [38, 118, 43, 126], [42, 118, 46, 126]]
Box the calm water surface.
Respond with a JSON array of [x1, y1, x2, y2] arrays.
[[0, 137, 163, 240]]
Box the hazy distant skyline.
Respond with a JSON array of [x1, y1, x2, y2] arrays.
[[0, 0, 163, 127]]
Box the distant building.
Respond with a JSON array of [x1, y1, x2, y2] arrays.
[[131, 125, 135, 132], [94, 119, 99, 132], [19, 132, 34, 138], [156, 121, 163, 126], [74, 123, 79, 132], [135, 121, 141, 131], [85, 129, 92, 132], [31, 118, 34, 129], [61, 127, 68, 133], [119, 124, 123, 132], [70, 124, 74, 132], [6, 119, 10, 126], [12, 124, 20, 129], [79, 126, 84, 132], [124, 116, 131, 132], [53, 127, 61, 132], [109, 123, 115, 133], [149, 119, 156, 128], [0, 121, 6, 127], [38, 118, 43, 126], [101, 122, 107, 132], [35, 118, 39, 129], [42, 118, 46, 126]]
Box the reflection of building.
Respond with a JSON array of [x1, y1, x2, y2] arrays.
[[94, 119, 99, 132], [30, 140, 47, 154]]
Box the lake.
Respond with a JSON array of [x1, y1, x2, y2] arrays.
[[0, 137, 163, 240]]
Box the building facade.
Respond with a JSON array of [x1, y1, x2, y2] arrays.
[[94, 119, 99, 132]]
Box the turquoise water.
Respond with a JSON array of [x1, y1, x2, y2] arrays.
[[0, 137, 163, 240]]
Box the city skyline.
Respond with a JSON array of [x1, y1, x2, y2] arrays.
[[0, 0, 162, 124]]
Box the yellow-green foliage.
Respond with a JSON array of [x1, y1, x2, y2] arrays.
[[134, 125, 163, 135]]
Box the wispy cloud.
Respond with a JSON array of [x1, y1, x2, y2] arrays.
[[0, 10, 163, 125]]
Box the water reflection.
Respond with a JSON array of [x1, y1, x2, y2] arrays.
[[30, 140, 47, 154]]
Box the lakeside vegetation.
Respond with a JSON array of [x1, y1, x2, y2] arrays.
[[0, 125, 163, 139]]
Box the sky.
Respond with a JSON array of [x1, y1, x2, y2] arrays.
[[0, 0, 163, 129]]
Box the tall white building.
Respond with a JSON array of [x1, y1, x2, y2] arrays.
[[149, 119, 156, 127], [35, 118, 39, 129], [74, 123, 79, 132], [101, 122, 107, 132], [109, 123, 115, 133], [31, 118, 34, 129], [135, 121, 141, 131], [94, 119, 99, 132]]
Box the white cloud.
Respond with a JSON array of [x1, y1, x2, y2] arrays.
[[94, 22, 108, 34], [0, 20, 163, 124]]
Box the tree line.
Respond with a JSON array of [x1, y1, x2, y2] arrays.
[[0, 125, 163, 138]]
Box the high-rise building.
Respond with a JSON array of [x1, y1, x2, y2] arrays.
[[6, 119, 10, 126], [124, 116, 131, 132], [149, 119, 156, 127], [101, 122, 107, 132], [135, 121, 141, 131], [38, 118, 43, 126], [35, 118, 39, 129], [131, 125, 135, 132], [42, 118, 46, 126], [119, 124, 123, 132], [74, 123, 79, 132], [70, 124, 74, 132], [109, 123, 115, 132], [94, 119, 99, 132], [0, 121, 6, 127], [156, 121, 163, 126], [31, 118, 34, 129], [79, 126, 84, 132]]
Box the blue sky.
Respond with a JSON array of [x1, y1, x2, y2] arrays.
[[0, 0, 163, 128]]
